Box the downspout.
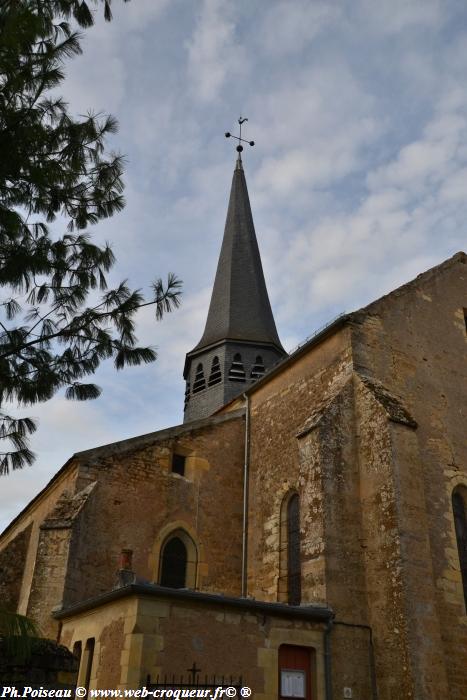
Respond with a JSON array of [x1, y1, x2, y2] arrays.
[[241, 393, 250, 597]]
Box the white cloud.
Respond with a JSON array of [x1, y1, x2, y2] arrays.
[[355, 0, 444, 34], [252, 63, 381, 201], [185, 0, 247, 101], [2, 0, 467, 532], [276, 87, 467, 331], [259, 1, 341, 56]]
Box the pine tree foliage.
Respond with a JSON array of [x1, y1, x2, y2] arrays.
[[0, 604, 38, 660], [0, 0, 182, 474]]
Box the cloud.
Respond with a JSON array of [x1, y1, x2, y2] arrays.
[[275, 85, 467, 331], [251, 63, 381, 201], [2, 0, 467, 532], [185, 0, 248, 102], [355, 0, 444, 34], [259, 1, 341, 57]]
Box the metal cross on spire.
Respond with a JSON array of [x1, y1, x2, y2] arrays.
[[225, 116, 255, 153]]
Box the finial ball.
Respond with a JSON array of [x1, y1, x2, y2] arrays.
[[236, 145, 244, 152], [225, 132, 231, 138]]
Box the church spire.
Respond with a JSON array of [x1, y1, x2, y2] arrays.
[[192, 154, 284, 354], [183, 130, 287, 423]]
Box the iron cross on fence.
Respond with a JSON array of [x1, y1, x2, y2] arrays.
[[187, 661, 202, 683], [225, 117, 255, 153]]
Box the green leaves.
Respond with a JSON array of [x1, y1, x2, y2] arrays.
[[0, 606, 38, 660], [0, 0, 182, 474], [0, 413, 37, 475]]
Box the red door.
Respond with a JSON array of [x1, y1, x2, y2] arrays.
[[278, 645, 312, 700]]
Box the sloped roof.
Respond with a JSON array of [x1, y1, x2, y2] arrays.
[[189, 156, 284, 355]]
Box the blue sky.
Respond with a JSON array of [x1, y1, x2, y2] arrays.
[[1, 0, 467, 532]]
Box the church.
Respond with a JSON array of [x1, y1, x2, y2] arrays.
[[0, 145, 466, 700]]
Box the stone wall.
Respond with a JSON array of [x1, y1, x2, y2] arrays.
[[246, 327, 375, 699], [351, 252, 467, 699], [0, 413, 246, 641], [247, 326, 354, 605], [0, 461, 80, 619], [245, 253, 467, 700], [57, 588, 333, 698], [62, 412, 245, 612], [0, 638, 77, 689], [0, 523, 32, 610]]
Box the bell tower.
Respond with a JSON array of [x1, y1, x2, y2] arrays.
[[183, 124, 287, 422]]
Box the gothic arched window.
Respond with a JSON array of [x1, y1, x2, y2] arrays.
[[208, 356, 222, 386], [452, 487, 467, 609], [287, 493, 301, 605], [228, 353, 246, 382], [192, 363, 206, 394], [160, 536, 187, 589], [279, 492, 302, 605]]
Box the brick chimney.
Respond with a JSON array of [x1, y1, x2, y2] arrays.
[[114, 548, 136, 588]]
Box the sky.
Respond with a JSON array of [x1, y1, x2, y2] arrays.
[[1, 0, 467, 532]]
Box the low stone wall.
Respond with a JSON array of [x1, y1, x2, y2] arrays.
[[0, 637, 78, 689]]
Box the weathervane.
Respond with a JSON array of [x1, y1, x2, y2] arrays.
[[225, 116, 255, 153]]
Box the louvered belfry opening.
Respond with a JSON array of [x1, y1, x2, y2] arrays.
[[228, 353, 246, 382], [250, 355, 265, 380], [192, 363, 206, 394], [208, 356, 222, 386]]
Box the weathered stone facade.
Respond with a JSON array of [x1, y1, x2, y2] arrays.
[[56, 586, 332, 696], [0, 253, 466, 699], [1, 411, 245, 638], [240, 252, 467, 700]]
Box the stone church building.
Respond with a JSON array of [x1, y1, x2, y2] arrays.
[[0, 153, 466, 700]]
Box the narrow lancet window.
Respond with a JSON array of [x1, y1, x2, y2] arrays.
[[287, 493, 301, 606], [208, 356, 222, 386], [452, 488, 467, 609], [229, 353, 246, 382], [160, 536, 187, 589], [192, 364, 206, 393]]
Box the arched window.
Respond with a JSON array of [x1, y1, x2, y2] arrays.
[[158, 529, 198, 589], [208, 356, 222, 386], [278, 492, 301, 605], [250, 355, 265, 380], [452, 487, 467, 609], [228, 353, 246, 382], [192, 364, 206, 394], [160, 537, 187, 588], [287, 494, 301, 605]]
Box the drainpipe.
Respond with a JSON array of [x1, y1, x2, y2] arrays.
[[241, 393, 250, 597], [324, 616, 334, 700]]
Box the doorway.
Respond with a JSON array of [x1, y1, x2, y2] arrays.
[[278, 645, 312, 700]]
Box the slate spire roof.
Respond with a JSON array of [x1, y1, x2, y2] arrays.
[[190, 154, 284, 354]]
